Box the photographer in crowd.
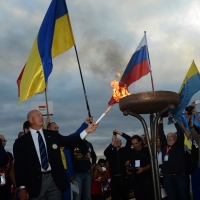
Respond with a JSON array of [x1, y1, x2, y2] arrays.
[[125, 135, 154, 200], [159, 113, 189, 200], [104, 130, 131, 200]]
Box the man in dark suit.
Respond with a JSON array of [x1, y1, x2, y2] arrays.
[[13, 110, 98, 200]]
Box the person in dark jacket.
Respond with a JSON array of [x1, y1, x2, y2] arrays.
[[0, 135, 14, 200], [125, 135, 154, 200], [0, 136, 7, 166], [159, 113, 189, 200], [71, 138, 97, 200], [104, 129, 131, 200]]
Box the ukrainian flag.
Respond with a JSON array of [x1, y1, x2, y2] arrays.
[[171, 61, 200, 121], [19, 0, 75, 103]]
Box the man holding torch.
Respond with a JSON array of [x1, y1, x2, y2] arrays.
[[13, 110, 98, 200]]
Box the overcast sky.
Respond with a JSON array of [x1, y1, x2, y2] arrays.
[[1, 0, 200, 158]]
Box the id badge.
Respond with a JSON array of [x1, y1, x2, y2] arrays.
[[135, 160, 140, 167], [0, 173, 6, 186], [164, 154, 169, 161]]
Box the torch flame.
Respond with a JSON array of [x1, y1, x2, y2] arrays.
[[110, 72, 130, 102]]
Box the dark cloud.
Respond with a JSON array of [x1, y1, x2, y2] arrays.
[[78, 29, 127, 79]]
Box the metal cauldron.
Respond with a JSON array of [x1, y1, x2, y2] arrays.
[[119, 91, 179, 114]]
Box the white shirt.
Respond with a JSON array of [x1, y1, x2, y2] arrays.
[[30, 128, 88, 172], [30, 128, 52, 172]]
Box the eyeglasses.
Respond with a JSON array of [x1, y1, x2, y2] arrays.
[[2, 140, 7, 142]]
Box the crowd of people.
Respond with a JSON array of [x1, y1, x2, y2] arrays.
[[0, 105, 200, 200]]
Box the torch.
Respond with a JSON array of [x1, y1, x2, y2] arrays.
[[95, 105, 113, 124]]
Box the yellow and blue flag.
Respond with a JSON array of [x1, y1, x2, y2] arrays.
[[17, 0, 75, 103], [170, 61, 200, 121]]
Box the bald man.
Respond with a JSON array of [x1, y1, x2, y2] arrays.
[[104, 129, 131, 200], [13, 110, 98, 200]]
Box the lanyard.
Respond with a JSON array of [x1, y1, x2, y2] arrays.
[[166, 145, 171, 154]]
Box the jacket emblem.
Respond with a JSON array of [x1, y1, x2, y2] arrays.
[[52, 144, 58, 149]]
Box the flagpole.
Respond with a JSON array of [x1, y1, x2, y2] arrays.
[[73, 45, 92, 118], [45, 88, 49, 116], [144, 31, 155, 91], [67, 6, 92, 118]]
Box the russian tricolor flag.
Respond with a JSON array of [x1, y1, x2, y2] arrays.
[[108, 34, 151, 105]]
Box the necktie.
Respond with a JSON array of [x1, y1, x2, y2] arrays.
[[60, 147, 67, 169], [37, 131, 49, 170]]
